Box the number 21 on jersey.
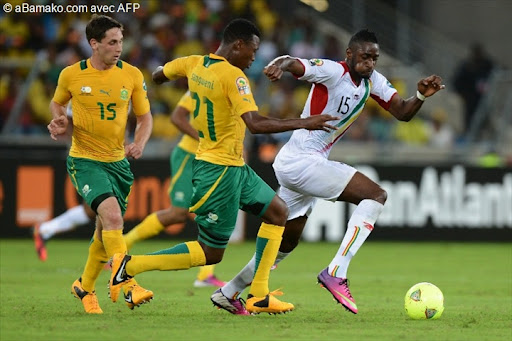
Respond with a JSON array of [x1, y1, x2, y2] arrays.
[[190, 91, 217, 141]]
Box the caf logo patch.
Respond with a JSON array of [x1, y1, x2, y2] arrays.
[[236, 77, 251, 95], [309, 58, 324, 66]]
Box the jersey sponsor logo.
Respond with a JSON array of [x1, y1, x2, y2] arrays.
[[142, 81, 147, 91], [309, 58, 324, 66], [120, 89, 129, 101], [80, 86, 92, 95], [236, 77, 251, 95]]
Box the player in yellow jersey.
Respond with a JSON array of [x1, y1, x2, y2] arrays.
[[109, 18, 336, 315], [48, 15, 154, 314], [123, 91, 226, 288]]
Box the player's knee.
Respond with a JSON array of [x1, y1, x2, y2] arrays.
[[271, 197, 289, 226], [204, 252, 223, 265], [201, 244, 224, 265], [101, 211, 124, 229], [161, 207, 188, 224]]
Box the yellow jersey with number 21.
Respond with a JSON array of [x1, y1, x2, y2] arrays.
[[163, 53, 258, 167]]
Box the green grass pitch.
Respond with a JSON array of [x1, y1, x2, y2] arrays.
[[1, 239, 511, 340]]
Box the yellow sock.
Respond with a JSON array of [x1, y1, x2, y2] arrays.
[[124, 213, 164, 250], [249, 223, 284, 298], [197, 265, 215, 281], [81, 234, 108, 292], [103, 229, 146, 288], [102, 229, 127, 258], [127, 241, 206, 276]]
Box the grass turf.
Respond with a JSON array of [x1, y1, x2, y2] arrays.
[[1, 239, 510, 341]]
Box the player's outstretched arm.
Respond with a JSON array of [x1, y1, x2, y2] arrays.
[[242, 111, 337, 134], [263, 55, 305, 81], [388, 74, 445, 122]]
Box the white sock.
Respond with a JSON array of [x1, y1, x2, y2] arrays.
[[39, 205, 91, 240], [222, 250, 290, 299], [328, 199, 384, 278]]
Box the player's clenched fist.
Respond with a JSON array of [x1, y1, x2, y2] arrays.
[[47, 116, 68, 140], [125, 143, 144, 159], [418, 75, 445, 97], [263, 64, 285, 82]]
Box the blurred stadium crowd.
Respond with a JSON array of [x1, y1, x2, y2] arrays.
[[1, 0, 458, 149]]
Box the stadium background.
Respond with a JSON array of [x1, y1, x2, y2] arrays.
[[0, 0, 511, 241]]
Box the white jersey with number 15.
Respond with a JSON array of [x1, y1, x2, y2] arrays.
[[284, 58, 397, 158]]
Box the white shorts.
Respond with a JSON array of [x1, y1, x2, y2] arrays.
[[273, 152, 357, 220]]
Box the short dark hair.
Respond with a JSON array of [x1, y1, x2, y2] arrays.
[[222, 18, 260, 44], [348, 29, 378, 48], [86, 14, 123, 43]]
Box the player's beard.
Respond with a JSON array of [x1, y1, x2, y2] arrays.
[[361, 71, 373, 79]]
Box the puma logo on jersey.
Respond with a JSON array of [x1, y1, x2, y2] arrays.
[[100, 89, 111, 96]]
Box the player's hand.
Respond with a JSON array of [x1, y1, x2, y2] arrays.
[[125, 143, 143, 159], [303, 114, 337, 132], [47, 115, 69, 140], [263, 64, 284, 82], [417, 75, 445, 98]]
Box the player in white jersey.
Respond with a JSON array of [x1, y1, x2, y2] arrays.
[[214, 29, 445, 314]]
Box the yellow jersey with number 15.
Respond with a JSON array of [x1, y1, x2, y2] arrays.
[[52, 59, 150, 162], [163, 53, 258, 167]]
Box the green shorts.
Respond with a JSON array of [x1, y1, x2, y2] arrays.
[[168, 146, 194, 209], [67, 156, 133, 215], [189, 160, 276, 248]]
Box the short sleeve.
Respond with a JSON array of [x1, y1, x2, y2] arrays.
[[297, 58, 342, 87], [52, 67, 72, 105], [163, 56, 203, 80], [131, 67, 151, 115], [369, 70, 398, 110], [226, 71, 258, 116]]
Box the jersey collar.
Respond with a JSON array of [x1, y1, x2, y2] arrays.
[[208, 53, 227, 62]]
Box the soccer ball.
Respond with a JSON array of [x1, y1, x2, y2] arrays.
[[404, 282, 444, 320]]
